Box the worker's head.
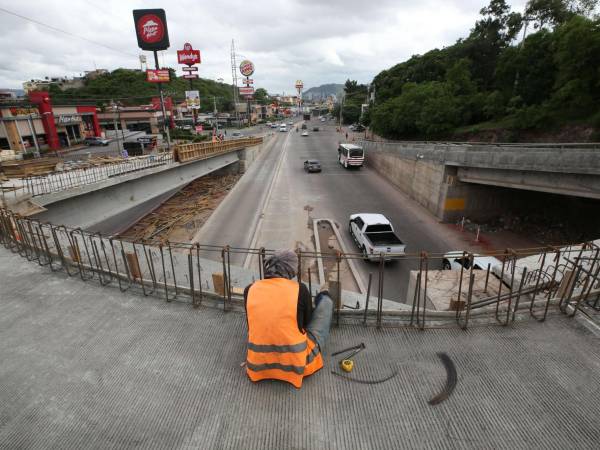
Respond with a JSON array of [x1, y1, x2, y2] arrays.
[[264, 250, 298, 280]]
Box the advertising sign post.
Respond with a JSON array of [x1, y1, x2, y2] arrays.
[[177, 42, 202, 123], [133, 8, 171, 149], [239, 60, 255, 125]]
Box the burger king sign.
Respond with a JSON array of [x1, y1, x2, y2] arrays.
[[133, 9, 170, 51], [239, 60, 255, 77]]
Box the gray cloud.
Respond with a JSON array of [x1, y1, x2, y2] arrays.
[[0, 0, 527, 93]]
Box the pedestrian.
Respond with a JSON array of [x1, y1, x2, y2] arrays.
[[244, 250, 333, 389], [345, 132, 348, 140]]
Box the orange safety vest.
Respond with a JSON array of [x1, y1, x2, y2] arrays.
[[246, 278, 323, 388]]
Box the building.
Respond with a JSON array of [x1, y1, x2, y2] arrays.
[[97, 97, 174, 135], [0, 91, 100, 153], [23, 76, 85, 94]]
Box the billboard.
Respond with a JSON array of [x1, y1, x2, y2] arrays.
[[239, 60, 255, 77], [133, 9, 170, 51], [177, 43, 201, 65], [146, 69, 170, 83], [239, 87, 254, 95], [185, 90, 200, 108]]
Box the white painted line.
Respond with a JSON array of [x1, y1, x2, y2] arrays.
[[243, 130, 293, 268]]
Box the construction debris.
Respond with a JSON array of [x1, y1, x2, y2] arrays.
[[119, 172, 241, 243]]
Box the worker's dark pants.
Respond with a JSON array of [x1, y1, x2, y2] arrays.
[[307, 293, 333, 352]]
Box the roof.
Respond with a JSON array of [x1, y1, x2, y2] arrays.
[[353, 213, 390, 225], [339, 143, 363, 150]]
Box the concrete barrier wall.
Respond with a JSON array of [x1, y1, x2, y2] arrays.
[[35, 152, 239, 231]]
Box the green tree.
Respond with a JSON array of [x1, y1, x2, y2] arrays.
[[254, 88, 269, 105]]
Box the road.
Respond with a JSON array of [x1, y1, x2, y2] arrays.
[[193, 118, 454, 301]]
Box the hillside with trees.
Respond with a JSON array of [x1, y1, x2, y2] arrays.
[[46, 68, 236, 113], [369, 0, 600, 141]]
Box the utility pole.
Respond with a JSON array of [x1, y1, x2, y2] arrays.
[[213, 96, 219, 135], [153, 50, 171, 151], [111, 101, 121, 153]]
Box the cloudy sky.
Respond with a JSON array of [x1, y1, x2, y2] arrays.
[[0, 0, 526, 93]]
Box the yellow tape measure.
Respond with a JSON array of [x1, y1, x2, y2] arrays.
[[340, 359, 354, 372]]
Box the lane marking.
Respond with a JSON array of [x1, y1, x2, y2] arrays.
[[243, 130, 294, 268]]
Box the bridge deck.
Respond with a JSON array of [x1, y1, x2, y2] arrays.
[[1, 247, 599, 449]]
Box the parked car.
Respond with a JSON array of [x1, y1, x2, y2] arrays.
[[301, 130, 309, 136], [354, 124, 365, 132], [303, 160, 321, 173], [312, 127, 319, 132], [441, 251, 502, 272], [349, 213, 406, 261], [84, 136, 109, 146]]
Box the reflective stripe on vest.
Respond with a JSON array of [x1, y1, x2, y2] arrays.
[[246, 278, 322, 388]]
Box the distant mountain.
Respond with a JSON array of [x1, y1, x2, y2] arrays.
[[302, 83, 343, 101]]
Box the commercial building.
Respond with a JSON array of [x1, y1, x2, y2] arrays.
[[0, 91, 100, 153], [97, 97, 174, 135]]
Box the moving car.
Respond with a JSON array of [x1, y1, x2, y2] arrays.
[[84, 136, 109, 146], [301, 130, 309, 136], [320, 117, 326, 122], [288, 122, 293, 126], [338, 143, 364, 168], [279, 125, 287, 132], [312, 127, 319, 132], [349, 213, 406, 261], [303, 160, 321, 172], [232, 131, 243, 137], [442, 251, 503, 272], [271, 123, 278, 128]]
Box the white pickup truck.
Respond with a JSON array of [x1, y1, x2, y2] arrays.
[[348, 213, 406, 261]]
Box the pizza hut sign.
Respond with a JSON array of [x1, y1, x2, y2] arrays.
[[239, 60, 255, 77], [133, 9, 170, 51], [177, 43, 201, 66]]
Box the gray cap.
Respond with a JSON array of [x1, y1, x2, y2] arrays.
[[264, 250, 298, 280]]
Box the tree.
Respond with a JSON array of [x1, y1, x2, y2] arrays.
[[254, 88, 269, 105]]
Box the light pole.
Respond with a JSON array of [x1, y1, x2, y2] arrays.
[[111, 102, 121, 153]]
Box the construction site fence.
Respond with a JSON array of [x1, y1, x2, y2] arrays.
[[174, 137, 263, 163], [1, 207, 599, 331], [1, 153, 173, 201]]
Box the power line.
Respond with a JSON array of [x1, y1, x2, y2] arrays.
[[0, 6, 137, 58]]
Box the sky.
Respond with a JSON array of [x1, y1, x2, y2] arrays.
[[0, 0, 527, 94]]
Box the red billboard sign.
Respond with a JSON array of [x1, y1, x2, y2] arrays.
[[146, 69, 170, 83], [177, 43, 201, 66], [133, 9, 170, 51], [239, 87, 255, 95]]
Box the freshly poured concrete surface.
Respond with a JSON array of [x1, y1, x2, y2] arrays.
[[2, 247, 600, 449]]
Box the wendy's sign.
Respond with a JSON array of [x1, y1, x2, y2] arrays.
[[177, 43, 201, 66], [133, 9, 170, 51]]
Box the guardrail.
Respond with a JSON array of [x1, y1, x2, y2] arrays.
[[1, 207, 598, 330], [175, 137, 263, 163], [0, 153, 173, 202]]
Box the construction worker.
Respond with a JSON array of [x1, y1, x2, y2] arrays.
[[244, 250, 333, 388]]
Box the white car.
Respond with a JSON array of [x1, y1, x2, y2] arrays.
[[279, 125, 287, 132], [288, 122, 293, 126], [271, 123, 278, 128], [301, 130, 308, 136], [349, 213, 406, 261], [442, 251, 502, 271]]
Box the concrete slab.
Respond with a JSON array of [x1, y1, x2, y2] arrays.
[[2, 247, 600, 449]]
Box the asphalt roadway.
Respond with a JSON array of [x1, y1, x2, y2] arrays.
[[195, 118, 452, 302]]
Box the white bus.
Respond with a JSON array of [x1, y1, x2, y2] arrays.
[[338, 143, 364, 168]]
